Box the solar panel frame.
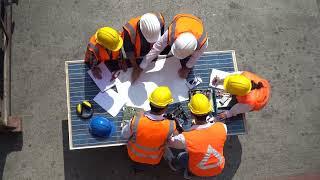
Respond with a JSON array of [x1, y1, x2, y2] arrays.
[[65, 50, 247, 150]]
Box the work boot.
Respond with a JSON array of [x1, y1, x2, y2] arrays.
[[183, 169, 192, 180]]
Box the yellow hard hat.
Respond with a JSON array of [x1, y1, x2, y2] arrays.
[[188, 93, 212, 115], [149, 86, 174, 108], [223, 74, 252, 96], [95, 27, 123, 51]]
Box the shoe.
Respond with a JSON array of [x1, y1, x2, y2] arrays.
[[168, 160, 178, 172], [183, 169, 192, 180]]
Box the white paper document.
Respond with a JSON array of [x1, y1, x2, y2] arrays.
[[87, 63, 116, 92], [209, 68, 231, 89], [93, 89, 126, 117], [115, 57, 189, 111]]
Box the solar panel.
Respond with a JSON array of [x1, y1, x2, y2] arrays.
[[65, 50, 246, 150]]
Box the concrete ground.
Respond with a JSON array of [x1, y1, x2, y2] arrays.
[[1, 0, 320, 179]]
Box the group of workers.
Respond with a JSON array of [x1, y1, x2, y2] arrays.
[[84, 13, 207, 81], [84, 12, 271, 179]]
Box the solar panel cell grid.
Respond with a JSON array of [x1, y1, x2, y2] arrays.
[[66, 51, 246, 150]]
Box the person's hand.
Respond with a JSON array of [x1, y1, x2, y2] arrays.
[[92, 66, 102, 79], [121, 120, 130, 128], [178, 67, 191, 79], [217, 112, 227, 121], [118, 59, 127, 72], [131, 66, 143, 83], [212, 75, 222, 87]]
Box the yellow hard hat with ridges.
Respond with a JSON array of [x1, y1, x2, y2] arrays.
[[149, 86, 174, 108], [188, 93, 212, 115], [223, 74, 252, 96], [95, 27, 123, 51]]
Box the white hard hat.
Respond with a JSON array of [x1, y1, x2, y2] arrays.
[[140, 13, 161, 43], [171, 32, 197, 59]]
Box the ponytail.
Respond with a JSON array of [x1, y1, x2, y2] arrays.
[[251, 81, 263, 90]]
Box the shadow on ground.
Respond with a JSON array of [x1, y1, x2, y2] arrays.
[[62, 120, 241, 180], [0, 132, 23, 179]]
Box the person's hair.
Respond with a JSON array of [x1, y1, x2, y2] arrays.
[[251, 80, 263, 90], [192, 113, 208, 122], [150, 103, 166, 113]]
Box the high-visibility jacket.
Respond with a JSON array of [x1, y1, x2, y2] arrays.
[[182, 122, 226, 177], [84, 35, 120, 64], [127, 113, 175, 165], [167, 14, 207, 50], [123, 13, 165, 58], [236, 71, 271, 111]]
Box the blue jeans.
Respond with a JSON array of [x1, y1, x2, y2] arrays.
[[177, 151, 189, 169]]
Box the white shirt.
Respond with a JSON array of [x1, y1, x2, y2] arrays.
[[139, 30, 208, 69], [121, 111, 168, 140], [167, 122, 227, 149], [225, 103, 252, 118]]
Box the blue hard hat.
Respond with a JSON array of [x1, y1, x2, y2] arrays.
[[89, 116, 115, 138]]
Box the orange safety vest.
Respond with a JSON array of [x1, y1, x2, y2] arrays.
[[168, 14, 207, 50], [123, 13, 165, 58], [127, 113, 175, 165], [84, 35, 120, 63], [236, 71, 271, 111], [182, 122, 226, 177]]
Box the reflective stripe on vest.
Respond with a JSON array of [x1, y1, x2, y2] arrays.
[[168, 14, 207, 50], [127, 143, 160, 159], [128, 114, 175, 160], [197, 145, 224, 170]]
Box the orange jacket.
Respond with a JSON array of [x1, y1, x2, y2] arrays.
[[182, 122, 226, 177], [84, 35, 120, 65], [127, 113, 175, 165], [167, 14, 207, 50], [123, 13, 165, 58], [236, 71, 271, 111]]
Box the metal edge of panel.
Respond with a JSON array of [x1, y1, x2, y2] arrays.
[[65, 61, 74, 150], [66, 59, 84, 64], [202, 50, 235, 55], [231, 50, 238, 71], [71, 142, 127, 150]]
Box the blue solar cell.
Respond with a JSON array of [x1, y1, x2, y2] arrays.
[[66, 51, 246, 149]]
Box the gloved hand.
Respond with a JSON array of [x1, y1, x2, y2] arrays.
[[92, 66, 102, 79]]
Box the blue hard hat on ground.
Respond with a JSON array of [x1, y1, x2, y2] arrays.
[[89, 116, 115, 138]]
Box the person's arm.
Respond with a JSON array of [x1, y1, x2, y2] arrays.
[[123, 30, 138, 68], [224, 103, 253, 118], [185, 39, 208, 68], [167, 134, 186, 149], [139, 30, 169, 69], [121, 118, 133, 140], [85, 51, 100, 69]]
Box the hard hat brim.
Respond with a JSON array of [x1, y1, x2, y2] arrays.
[[110, 36, 123, 51]]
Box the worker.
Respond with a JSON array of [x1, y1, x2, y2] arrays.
[[84, 26, 125, 79], [121, 86, 177, 170], [216, 71, 271, 120], [168, 93, 227, 179], [122, 13, 165, 80], [131, 14, 208, 82]]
